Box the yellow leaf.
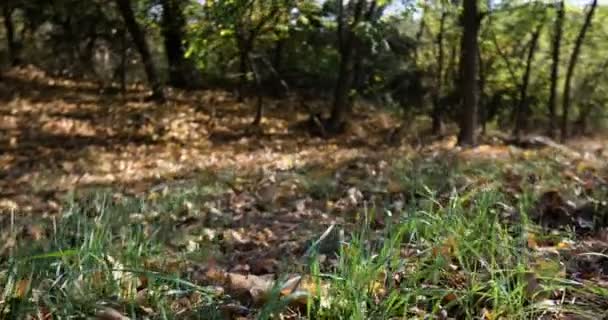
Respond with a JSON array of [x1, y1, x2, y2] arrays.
[[481, 308, 496, 320], [369, 271, 387, 298], [576, 161, 595, 173], [527, 234, 538, 249], [14, 278, 30, 298], [534, 258, 565, 278]]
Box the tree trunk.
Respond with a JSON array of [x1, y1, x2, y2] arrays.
[[237, 44, 251, 102], [329, 0, 368, 133], [489, 28, 518, 85], [248, 55, 264, 126], [252, 93, 263, 126], [547, 0, 564, 138], [414, 5, 427, 66], [457, 0, 479, 147], [115, 0, 164, 102], [478, 45, 487, 134], [561, 0, 597, 141], [2, 4, 18, 66], [119, 28, 128, 97], [575, 103, 593, 135], [571, 58, 608, 134], [330, 47, 356, 132], [446, 41, 458, 87], [272, 39, 284, 74], [160, 0, 192, 89], [513, 22, 543, 137], [432, 8, 447, 135]]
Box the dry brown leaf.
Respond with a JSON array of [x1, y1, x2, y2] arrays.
[[14, 278, 31, 299], [196, 267, 327, 308], [280, 275, 328, 308], [95, 307, 129, 320], [22, 225, 45, 241]]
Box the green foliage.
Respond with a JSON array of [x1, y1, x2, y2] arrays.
[[4, 0, 608, 132], [293, 157, 608, 319], [185, 0, 295, 76]]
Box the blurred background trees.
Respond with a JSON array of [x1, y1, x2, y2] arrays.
[[1, 0, 607, 144]]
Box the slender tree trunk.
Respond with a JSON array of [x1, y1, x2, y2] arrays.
[[489, 28, 518, 85], [237, 43, 251, 102], [160, 0, 193, 89], [514, 22, 543, 137], [414, 5, 427, 66], [575, 103, 593, 135], [432, 8, 447, 135], [329, 0, 358, 132], [561, 0, 597, 141], [478, 46, 487, 134], [252, 94, 263, 126], [571, 58, 608, 134], [330, 47, 356, 132], [115, 0, 164, 102], [353, 52, 366, 91], [547, 0, 564, 138], [119, 29, 128, 97], [446, 42, 458, 87], [273, 39, 284, 74], [248, 55, 264, 127], [457, 0, 479, 146], [573, 59, 608, 103], [2, 4, 18, 66]]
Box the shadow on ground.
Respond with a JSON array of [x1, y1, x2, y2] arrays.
[[0, 66, 411, 214]]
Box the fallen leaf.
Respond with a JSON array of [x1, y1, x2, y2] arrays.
[[96, 307, 129, 320], [14, 278, 31, 298]]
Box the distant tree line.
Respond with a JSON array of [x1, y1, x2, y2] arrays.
[[1, 0, 606, 145]]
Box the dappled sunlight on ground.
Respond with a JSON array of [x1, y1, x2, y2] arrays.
[[0, 67, 407, 213], [3, 67, 608, 319]]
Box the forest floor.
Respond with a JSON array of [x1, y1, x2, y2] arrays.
[[1, 66, 608, 319]]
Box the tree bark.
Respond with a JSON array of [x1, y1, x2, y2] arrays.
[[119, 28, 128, 97], [573, 58, 608, 134], [2, 3, 18, 66], [160, 0, 193, 89], [489, 28, 518, 85], [237, 41, 252, 102], [547, 0, 564, 138], [250, 56, 264, 127], [329, 0, 370, 132], [457, 0, 479, 147], [513, 21, 543, 137], [561, 0, 597, 141], [115, 0, 164, 102], [414, 4, 427, 66], [272, 39, 284, 74], [330, 47, 356, 132], [432, 7, 447, 135], [478, 45, 487, 134], [446, 41, 458, 87]]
